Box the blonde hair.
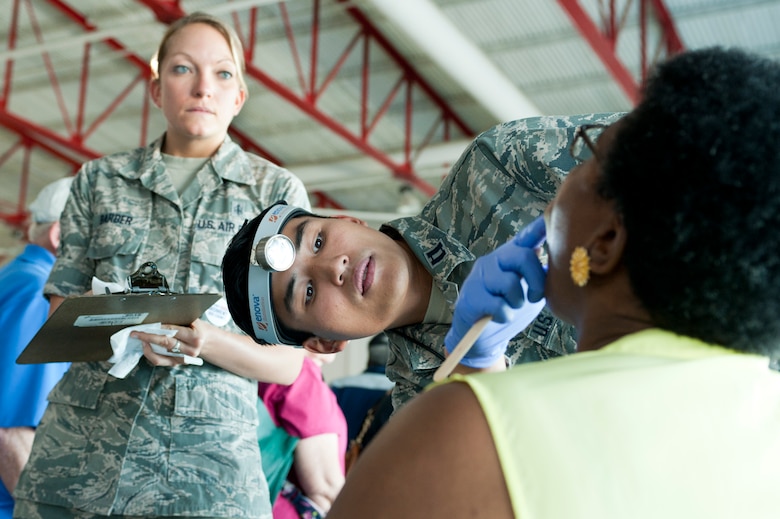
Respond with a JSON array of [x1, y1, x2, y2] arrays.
[[149, 11, 248, 95]]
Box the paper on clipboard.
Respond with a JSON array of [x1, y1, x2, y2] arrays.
[[16, 292, 222, 364]]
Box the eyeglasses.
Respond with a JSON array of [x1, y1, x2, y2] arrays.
[[570, 124, 609, 164]]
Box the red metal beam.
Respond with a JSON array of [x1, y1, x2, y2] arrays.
[[0, 110, 96, 225], [0, 0, 280, 218], [139, 0, 473, 197], [135, 0, 185, 24], [0, 0, 473, 218], [311, 190, 345, 210], [2, 0, 22, 108], [557, 0, 640, 104], [340, 2, 472, 137], [0, 110, 100, 165], [0, 138, 26, 225], [557, 0, 686, 105], [648, 0, 686, 53], [48, 0, 152, 73]]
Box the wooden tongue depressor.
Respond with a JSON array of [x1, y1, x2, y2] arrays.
[[433, 316, 492, 382]]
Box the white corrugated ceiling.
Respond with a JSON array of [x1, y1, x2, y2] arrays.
[[1, 0, 778, 246]]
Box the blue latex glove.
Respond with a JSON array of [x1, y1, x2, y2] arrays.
[[444, 216, 547, 368]]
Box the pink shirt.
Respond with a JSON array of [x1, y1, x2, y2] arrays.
[[259, 357, 348, 517]]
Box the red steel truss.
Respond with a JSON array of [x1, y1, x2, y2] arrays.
[[1, 0, 684, 227], [557, 0, 685, 104], [0, 0, 474, 225]]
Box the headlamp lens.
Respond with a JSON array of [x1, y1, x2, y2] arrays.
[[254, 234, 295, 272]]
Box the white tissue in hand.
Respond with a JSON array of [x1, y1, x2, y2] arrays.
[[108, 323, 202, 379], [108, 323, 174, 378]]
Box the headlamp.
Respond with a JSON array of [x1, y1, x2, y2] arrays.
[[246, 203, 311, 345], [251, 234, 295, 272]]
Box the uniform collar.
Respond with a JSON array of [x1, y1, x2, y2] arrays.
[[124, 134, 260, 186], [380, 215, 476, 306]]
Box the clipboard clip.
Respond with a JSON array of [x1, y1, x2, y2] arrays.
[[127, 262, 172, 294]]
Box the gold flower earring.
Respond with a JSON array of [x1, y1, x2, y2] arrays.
[[570, 246, 590, 287]]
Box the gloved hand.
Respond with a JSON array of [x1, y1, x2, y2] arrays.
[[444, 216, 547, 368]]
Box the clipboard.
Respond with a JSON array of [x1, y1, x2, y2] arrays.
[[16, 292, 221, 364]]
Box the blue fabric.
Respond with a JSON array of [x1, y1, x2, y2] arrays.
[[364, 365, 387, 375], [331, 372, 393, 442], [0, 245, 70, 518]]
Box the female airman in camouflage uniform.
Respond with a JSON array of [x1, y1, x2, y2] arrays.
[[14, 12, 308, 519]]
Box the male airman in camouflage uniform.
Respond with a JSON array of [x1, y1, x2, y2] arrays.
[[13, 135, 310, 518], [222, 113, 623, 412], [379, 113, 622, 408]]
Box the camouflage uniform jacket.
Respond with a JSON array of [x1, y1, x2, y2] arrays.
[[381, 114, 623, 410], [14, 135, 310, 518]]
